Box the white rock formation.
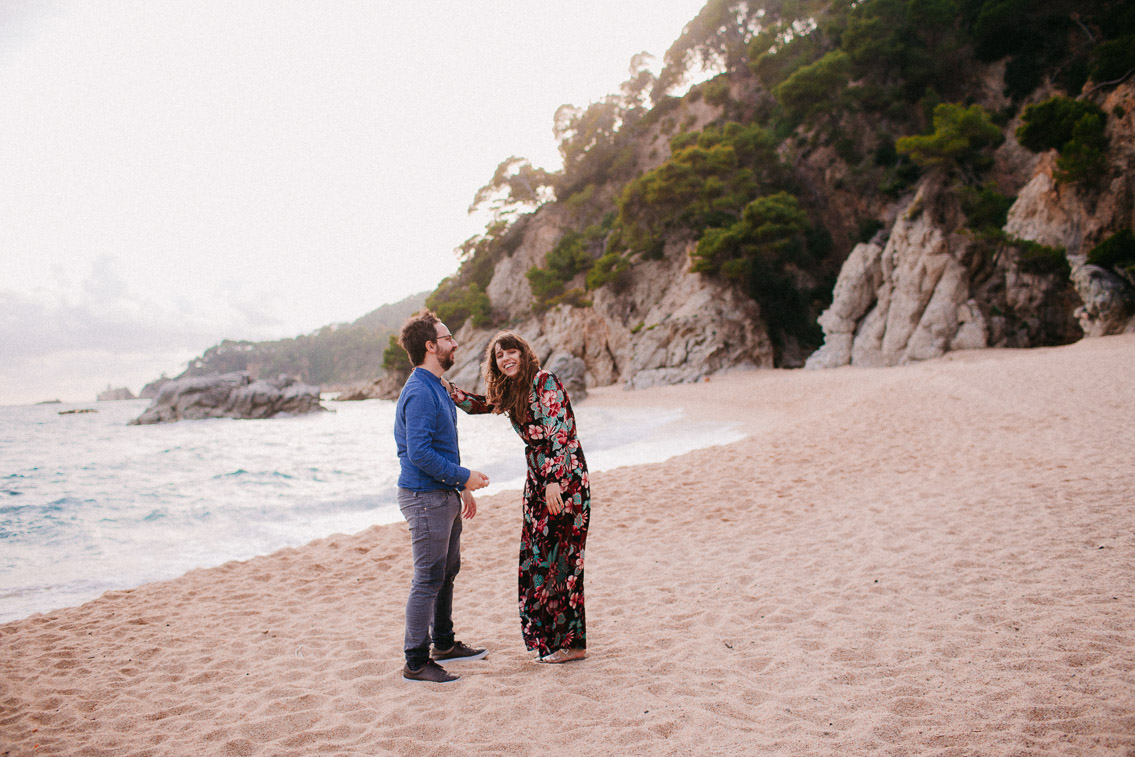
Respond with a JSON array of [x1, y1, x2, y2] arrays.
[[807, 182, 982, 368]]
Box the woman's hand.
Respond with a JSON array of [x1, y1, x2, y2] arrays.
[[545, 482, 564, 515]]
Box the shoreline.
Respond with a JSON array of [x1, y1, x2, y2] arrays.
[[2, 335, 1133, 755], [0, 396, 745, 626]]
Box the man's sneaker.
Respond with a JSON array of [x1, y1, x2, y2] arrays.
[[430, 640, 488, 662], [402, 660, 459, 683]]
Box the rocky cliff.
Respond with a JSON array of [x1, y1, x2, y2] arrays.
[[1005, 84, 1135, 338], [807, 82, 1135, 369], [446, 214, 774, 394], [235, 4, 1135, 397]]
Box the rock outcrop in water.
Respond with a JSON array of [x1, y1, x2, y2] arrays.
[[129, 372, 325, 425], [97, 386, 136, 401]]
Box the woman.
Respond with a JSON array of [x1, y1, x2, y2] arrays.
[[446, 331, 590, 664]]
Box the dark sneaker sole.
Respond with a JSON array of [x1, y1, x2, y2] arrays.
[[431, 649, 488, 662], [402, 672, 460, 682]]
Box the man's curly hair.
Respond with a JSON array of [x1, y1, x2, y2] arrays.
[[399, 310, 441, 367]]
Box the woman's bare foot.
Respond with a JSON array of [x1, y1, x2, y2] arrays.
[[535, 649, 587, 664]]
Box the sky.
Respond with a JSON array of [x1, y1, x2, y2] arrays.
[[0, 0, 710, 405]]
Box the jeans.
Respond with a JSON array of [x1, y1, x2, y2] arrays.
[[399, 488, 462, 668]]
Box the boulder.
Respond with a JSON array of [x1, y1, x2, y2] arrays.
[[1072, 264, 1135, 337], [129, 372, 325, 425], [331, 371, 406, 402], [545, 354, 588, 401]]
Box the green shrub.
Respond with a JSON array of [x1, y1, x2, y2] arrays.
[[1055, 114, 1108, 185], [1010, 238, 1070, 277], [972, 0, 1032, 62], [962, 182, 1015, 234], [1017, 97, 1109, 186], [896, 103, 1003, 170], [526, 267, 566, 303], [426, 280, 492, 329], [774, 51, 851, 122], [638, 96, 682, 129], [834, 135, 862, 164], [1016, 97, 1104, 152], [690, 191, 809, 277], [703, 76, 731, 106], [564, 184, 596, 212], [615, 121, 787, 256], [668, 131, 699, 151], [1090, 36, 1135, 83], [1086, 229, 1135, 275], [750, 31, 821, 90], [543, 288, 592, 311], [382, 334, 411, 377], [873, 136, 897, 166], [527, 219, 612, 306]]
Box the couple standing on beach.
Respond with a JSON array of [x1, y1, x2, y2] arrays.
[[393, 310, 591, 683]]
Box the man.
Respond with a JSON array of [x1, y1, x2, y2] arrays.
[[394, 310, 491, 683]]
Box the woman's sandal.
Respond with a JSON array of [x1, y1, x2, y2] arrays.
[[535, 649, 587, 664]]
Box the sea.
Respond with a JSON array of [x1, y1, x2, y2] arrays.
[[0, 395, 743, 624]]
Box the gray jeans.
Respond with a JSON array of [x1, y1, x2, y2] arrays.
[[398, 488, 462, 668]]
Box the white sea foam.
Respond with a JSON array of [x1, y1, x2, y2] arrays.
[[0, 395, 742, 623]]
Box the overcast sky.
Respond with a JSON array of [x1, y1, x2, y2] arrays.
[[0, 0, 708, 405]]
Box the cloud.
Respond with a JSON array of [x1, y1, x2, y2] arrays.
[[0, 255, 304, 404], [0, 255, 286, 359], [0, 348, 196, 406]]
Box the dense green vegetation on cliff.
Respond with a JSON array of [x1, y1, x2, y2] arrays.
[[432, 0, 1134, 362]]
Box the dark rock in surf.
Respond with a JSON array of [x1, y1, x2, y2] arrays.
[[128, 372, 325, 425]]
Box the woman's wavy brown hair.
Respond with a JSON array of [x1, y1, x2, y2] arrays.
[[483, 331, 541, 423]]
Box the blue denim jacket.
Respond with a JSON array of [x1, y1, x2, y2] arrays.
[[394, 368, 470, 491]]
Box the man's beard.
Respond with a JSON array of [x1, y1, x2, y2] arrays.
[[439, 346, 456, 371]]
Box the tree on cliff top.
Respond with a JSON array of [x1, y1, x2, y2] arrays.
[[655, 0, 836, 98], [468, 156, 555, 223]]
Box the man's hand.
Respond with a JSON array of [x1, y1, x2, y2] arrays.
[[465, 470, 490, 490], [461, 489, 477, 519]]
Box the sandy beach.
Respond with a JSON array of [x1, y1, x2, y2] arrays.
[[2, 335, 1134, 756]]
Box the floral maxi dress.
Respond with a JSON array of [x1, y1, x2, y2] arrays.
[[450, 370, 590, 656]]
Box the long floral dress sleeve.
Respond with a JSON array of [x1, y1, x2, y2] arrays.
[[516, 370, 590, 656], [446, 381, 494, 415]]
